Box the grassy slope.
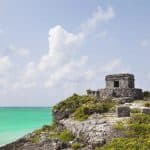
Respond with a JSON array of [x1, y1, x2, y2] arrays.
[[53, 94, 115, 121]]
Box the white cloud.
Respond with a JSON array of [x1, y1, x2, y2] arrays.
[[8, 45, 30, 56], [22, 62, 37, 81], [37, 6, 115, 89], [0, 56, 13, 91], [6, 6, 116, 96], [101, 58, 121, 73], [38, 5, 115, 75], [38, 25, 84, 70], [11, 62, 37, 89], [0, 56, 12, 74], [81, 6, 115, 34], [45, 56, 88, 88]]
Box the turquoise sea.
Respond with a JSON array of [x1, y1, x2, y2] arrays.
[[0, 107, 52, 146]]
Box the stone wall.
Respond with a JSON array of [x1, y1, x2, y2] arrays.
[[87, 88, 143, 100], [112, 88, 143, 99]]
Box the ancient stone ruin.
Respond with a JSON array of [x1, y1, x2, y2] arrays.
[[87, 73, 143, 100]]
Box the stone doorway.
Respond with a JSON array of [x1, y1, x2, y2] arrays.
[[114, 81, 119, 88]]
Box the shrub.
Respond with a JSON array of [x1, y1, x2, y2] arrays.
[[34, 129, 42, 135], [53, 93, 116, 121], [30, 136, 40, 143], [59, 130, 74, 142], [73, 101, 115, 121], [126, 124, 150, 138], [129, 113, 150, 124], [53, 94, 94, 114], [101, 114, 150, 149], [101, 137, 150, 150], [143, 91, 150, 98], [71, 142, 81, 150], [113, 121, 125, 131], [131, 108, 141, 113], [144, 102, 150, 107], [73, 105, 89, 121]]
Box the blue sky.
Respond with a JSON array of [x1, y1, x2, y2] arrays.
[[0, 0, 150, 106]]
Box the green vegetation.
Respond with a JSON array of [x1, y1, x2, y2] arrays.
[[31, 123, 75, 143], [30, 124, 56, 143], [113, 121, 125, 131], [143, 91, 150, 98], [71, 142, 81, 149], [48, 129, 75, 142], [100, 114, 150, 150], [73, 100, 115, 121], [59, 129, 74, 142], [129, 113, 150, 124], [30, 136, 40, 143], [130, 108, 141, 113], [54, 93, 116, 121], [144, 101, 150, 107], [73, 105, 89, 121], [53, 94, 94, 114], [100, 137, 150, 150]]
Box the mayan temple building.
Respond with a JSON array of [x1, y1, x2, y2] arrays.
[[87, 73, 143, 100]]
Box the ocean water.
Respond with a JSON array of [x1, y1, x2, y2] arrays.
[[0, 107, 52, 146]]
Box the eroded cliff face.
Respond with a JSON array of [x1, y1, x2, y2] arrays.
[[59, 114, 127, 147]]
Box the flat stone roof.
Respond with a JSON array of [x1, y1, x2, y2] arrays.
[[105, 73, 134, 80]]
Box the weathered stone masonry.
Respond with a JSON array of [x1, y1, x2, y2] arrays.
[[87, 73, 143, 100]]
